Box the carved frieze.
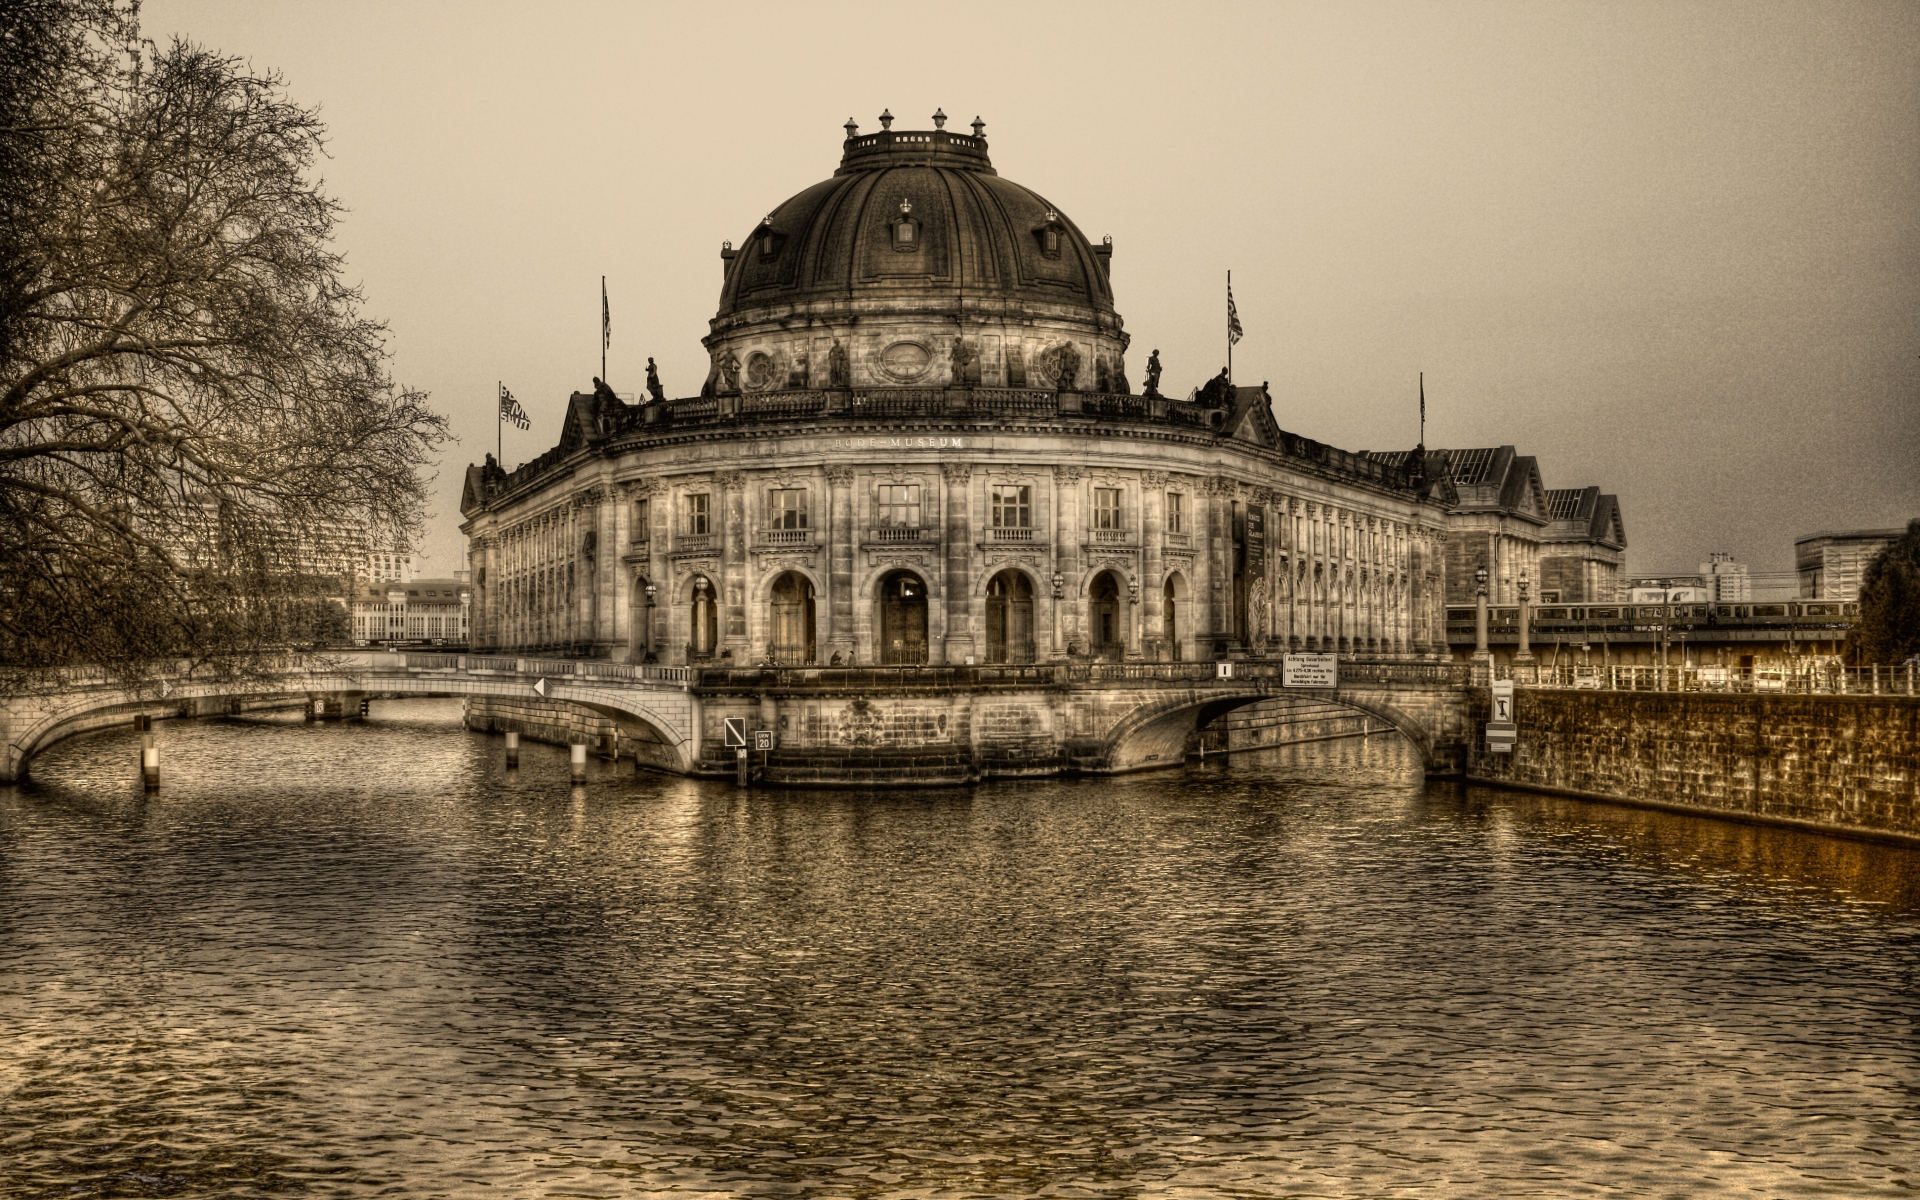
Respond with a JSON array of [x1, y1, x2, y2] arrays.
[[672, 558, 720, 581], [715, 470, 747, 491], [825, 464, 857, 486], [1052, 464, 1084, 484], [1140, 470, 1168, 488], [941, 462, 972, 484]]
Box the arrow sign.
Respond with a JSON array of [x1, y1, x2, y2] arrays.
[[533, 678, 548, 697], [158, 680, 171, 698]]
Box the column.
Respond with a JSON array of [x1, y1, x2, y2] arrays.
[[1053, 466, 1083, 652], [718, 470, 749, 656], [1141, 471, 1167, 660], [942, 463, 973, 664], [1207, 477, 1232, 649], [826, 465, 855, 665], [596, 484, 618, 652]]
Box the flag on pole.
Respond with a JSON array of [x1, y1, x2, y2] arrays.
[[601, 277, 611, 353], [499, 383, 530, 430], [1227, 280, 1244, 346]]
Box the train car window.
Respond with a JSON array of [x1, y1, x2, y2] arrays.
[[1587, 607, 1618, 619], [1447, 608, 1475, 623], [1732, 606, 1750, 618], [1494, 608, 1518, 621], [1536, 608, 1568, 620], [1753, 605, 1786, 617], [1844, 603, 1859, 616]]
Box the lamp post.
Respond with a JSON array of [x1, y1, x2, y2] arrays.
[[643, 578, 657, 662], [1473, 563, 1491, 666], [1051, 569, 1065, 659], [1514, 568, 1534, 677]]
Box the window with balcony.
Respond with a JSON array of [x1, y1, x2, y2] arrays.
[[876, 484, 920, 528], [686, 493, 710, 535], [1093, 488, 1123, 531], [992, 485, 1031, 529], [633, 497, 650, 542], [769, 488, 809, 530], [1166, 491, 1184, 535]]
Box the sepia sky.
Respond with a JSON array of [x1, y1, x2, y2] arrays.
[[145, 0, 1920, 586]]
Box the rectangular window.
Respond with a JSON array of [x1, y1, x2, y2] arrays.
[[1165, 491, 1184, 534], [686, 493, 710, 535], [992, 485, 1031, 528], [1093, 488, 1123, 530], [876, 484, 920, 528], [633, 497, 650, 540], [769, 488, 809, 530]]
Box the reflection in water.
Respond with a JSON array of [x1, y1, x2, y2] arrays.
[[2, 700, 1916, 1197]]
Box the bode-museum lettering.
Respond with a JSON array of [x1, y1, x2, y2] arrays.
[[460, 118, 1461, 669]]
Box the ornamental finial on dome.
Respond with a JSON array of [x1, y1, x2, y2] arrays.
[[971, 116, 985, 138], [844, 117, 858, 138], [899, 198, 912, 215], [932, 108, 947, 129], [879, 109, 894, 131]]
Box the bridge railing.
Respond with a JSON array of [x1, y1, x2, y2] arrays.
[[1515, 662, 1917, 696], [388, 653, 697, 685]]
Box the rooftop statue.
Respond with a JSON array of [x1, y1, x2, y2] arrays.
[[1195, 367, 1232, 407], [1143, 349, 1163, 398], [828, 339, 849, 389], [645, 357, 666, 403]]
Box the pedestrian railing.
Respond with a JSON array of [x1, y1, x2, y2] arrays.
[[1504, 662, 1917, 696]]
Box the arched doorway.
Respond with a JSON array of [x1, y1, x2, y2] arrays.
[[1090, 571, 1124, 660], [877, 571, 928, 665], [630, 574, 657, 662], [1163, 573, 1185, 662], [984, 570, 1035, 664], [768, 571, 816, 664], [686, 574, 717, 661]]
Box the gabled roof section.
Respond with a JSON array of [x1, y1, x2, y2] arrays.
[[1545, 487, 1595, 521], [1596, 494, 1626, 548], [1499, 455, 1548, 518], [1225, 384, 1279, 447], [460, 463, 488, 518]]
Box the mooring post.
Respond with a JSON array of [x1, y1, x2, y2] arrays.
[[504, 730, 520, 769], [135, 714, 158, 791], [570, 742, 587, 784]]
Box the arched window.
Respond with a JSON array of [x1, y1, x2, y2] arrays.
[[768, 572, 816, 664], [876, 571, 928, 665], [1090, 572, 1125, 660], [985, 571, 1035, 664]]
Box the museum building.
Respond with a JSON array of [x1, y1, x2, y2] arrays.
[[459, 115, 1460, 668]]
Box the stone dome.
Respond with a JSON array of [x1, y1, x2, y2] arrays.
[[703, 116, 1130, 395]]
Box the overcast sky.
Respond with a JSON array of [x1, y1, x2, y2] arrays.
[[146, 0, 1920, 585]]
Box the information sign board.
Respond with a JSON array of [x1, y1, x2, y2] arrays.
[[1486, 721, 1517, 753], [723, 716, 748, 748], [1245, 505, 1265, 575], [754, 730, 774, 752], [1491, 679, 1514, 723], [1282, 652, 1338, 688]]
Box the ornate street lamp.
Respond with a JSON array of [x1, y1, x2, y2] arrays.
[[1473, 563, 1491, 664], [1515, 568, 1534, 668], [642, 577, 658, 663]]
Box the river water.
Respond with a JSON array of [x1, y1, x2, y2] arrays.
[[3, 700, 1917, 1198]]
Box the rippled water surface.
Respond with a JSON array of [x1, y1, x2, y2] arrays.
[[4, 700, 1918, 1198]]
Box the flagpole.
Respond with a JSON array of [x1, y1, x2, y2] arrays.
[[1226, 270, 1232, 384], [600, 277, 607, 383], [497, 381, 503, 465], [1419, 372, 1425, 446]]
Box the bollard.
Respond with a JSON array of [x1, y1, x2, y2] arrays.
[[570, 742, 587, 784], [134, 714, 158, 791], [504, 730, 519, 769]]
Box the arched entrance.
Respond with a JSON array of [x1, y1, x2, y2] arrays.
[[877, 571, 928, 665], [768, 571, 816, 664], [1163, 573, 1186, 662], [630, 574, 657, 662], [686, 574, 717, 661], [984, 570, 1035, 664], [1090, 571, 1125, 660]]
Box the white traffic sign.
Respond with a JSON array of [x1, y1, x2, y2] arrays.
[[754, 730, 774, 752], [1215, 661, 1235, 679], [1283, 653, 1338, 688], [1491, 679, 1514, 722], [1486, 721, 1517, 753], [532, 677, 548, 697], [723, 717, 748, 748]]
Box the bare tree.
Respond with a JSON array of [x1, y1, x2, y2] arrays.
[[1, 4, 448, 692]]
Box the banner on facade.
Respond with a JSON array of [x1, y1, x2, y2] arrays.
[[1246, 504, 1265, 575], [1282, 652, 1337, 688]]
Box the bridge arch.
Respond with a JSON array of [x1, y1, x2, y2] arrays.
[[1099, 688, 1443, 775], [3, 666, 700, 783]]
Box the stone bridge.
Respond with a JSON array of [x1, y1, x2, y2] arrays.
[[3, 653, 1475, 786]]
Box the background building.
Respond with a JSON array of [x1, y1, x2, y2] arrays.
[[1796, 529, 1903, 600], [1696, 552, 1752, 602], [349, 576, 471, 645]]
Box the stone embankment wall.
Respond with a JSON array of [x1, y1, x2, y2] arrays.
[[464, 696, 682, 772], [1469, 689, 1920, 842], [1219, 698, 1378, 753]]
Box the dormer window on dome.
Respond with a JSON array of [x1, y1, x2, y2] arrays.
[[757, 215, 785, 259], [1034, 210, 1066, 260], [890, 198, 920, 253]]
